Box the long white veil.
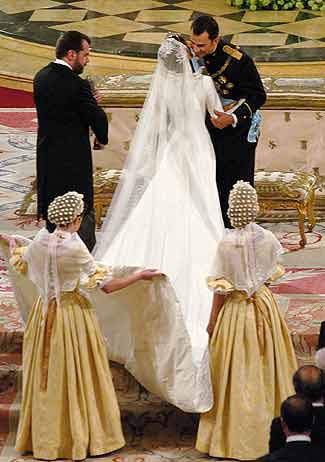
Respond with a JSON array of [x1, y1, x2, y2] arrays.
[[92, 36, 224, 412], [94, 36, 222, 258]]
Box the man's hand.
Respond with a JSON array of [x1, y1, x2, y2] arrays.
[[94, 90, 102, 104], [211, 111, 234, 129]]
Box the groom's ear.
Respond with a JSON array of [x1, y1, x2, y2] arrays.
[[213, 36, 220, 48]]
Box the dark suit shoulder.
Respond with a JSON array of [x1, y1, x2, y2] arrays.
[[260, 441, 317, 461], [311, 406, 325, 446], [34, 62, 80, 82]]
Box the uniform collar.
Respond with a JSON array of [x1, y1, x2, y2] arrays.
[[204, 39, 225, 61]]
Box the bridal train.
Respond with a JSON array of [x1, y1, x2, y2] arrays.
[[93, 36, 225, 411]]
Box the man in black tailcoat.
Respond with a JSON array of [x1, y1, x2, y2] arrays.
[[34, 31, 108, 250], [260, 395, 323, 462], [190, 16, 266, 227]]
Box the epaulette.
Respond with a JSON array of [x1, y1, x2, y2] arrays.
[[223, 44, 242, 61]]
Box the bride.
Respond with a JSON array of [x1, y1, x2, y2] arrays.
[[94, 34, 225, 412]]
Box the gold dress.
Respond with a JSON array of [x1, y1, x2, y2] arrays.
[[10, 229, 125, 460], [196, 223, 297, 461]]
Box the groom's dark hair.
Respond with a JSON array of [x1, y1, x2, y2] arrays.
[[191, 15, 219, 40]]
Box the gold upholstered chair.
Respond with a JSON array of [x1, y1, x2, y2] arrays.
[[254, 171, 318, 247], [16, 170, 122, 230], [93, 169, 122, 229]]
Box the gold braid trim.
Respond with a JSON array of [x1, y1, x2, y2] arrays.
[[9, 246, 28, 275], [267, 264, 285, 283], [207, 277, 234, 293], [210, 55, 232, 80], [83, 266, 111, 289], [243, 102, 253, 118], [223, 44, 243, 60]]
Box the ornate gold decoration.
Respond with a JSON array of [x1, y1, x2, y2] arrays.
[[207, 277, 234, 293], [284, 112, 291, 122], [123, 140, 130, 151], [210, 55, 232, 80], [300, 140, 308, 150], [93, 169, 122, 229], [83, 266, 110, 289], [218, 75, 227, 84], [9, 246, 28, 274], [223, 44, 242, 61], [268, 140, 277, 149], [255, 171, 318, 248]]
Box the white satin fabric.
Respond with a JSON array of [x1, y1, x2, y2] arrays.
[[94, 37, 225, 412]]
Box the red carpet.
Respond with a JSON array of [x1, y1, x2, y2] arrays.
[[0, 86, 34, 108]]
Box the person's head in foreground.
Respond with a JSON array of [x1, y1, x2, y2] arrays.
[[227, 180, 259, 229], [293, 365, 325, 403], [190, 15, 220, 59], [55, 30, 91, 74], [47, 191, 84, 233], [280, 395, 314, 436]]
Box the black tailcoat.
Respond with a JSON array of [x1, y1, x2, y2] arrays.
[[203, 40, 266, 226], [269, 408, 325, 453], [34, 63, 108, 248], [260, 440, 323, 461]]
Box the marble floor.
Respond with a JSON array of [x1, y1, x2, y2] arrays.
[[0, 0, 325, 61], [0, 1, 324, 89]]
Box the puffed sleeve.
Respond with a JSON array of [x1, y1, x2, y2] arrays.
[[203, 75, 223, 116], [207, 276, 234, 294], [266, 264, 285, 284], [73, 238, 113, 289], [9, 246, 28, 275]]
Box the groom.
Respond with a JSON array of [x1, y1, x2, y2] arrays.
[[190, 15, 266, 227]]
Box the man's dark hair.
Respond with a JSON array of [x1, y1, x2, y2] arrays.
[[293, 365, 325, 402], [191, 15, 219, 40], [56, 31, 91, 59], [281, 395, 314, 433]]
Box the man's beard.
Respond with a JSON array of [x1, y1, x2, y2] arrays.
[[73, 63, 84, 75]]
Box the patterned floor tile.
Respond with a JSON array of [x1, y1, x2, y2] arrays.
[[271, 16, 325, 40], [71, 0, 163, 16], [177, 0, 239, 16], [135, 9, 193, 23], [242, 10, 299, 23], [0, 0, 324, 61], [232, 32, 288, 47], [50, 15, 153, 37], [0, 0, 61, 14], [123, 32, 168, 45], [29, 8, 87, 22]]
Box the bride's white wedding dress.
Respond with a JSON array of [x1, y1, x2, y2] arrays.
[[94, 37, 224, 412]]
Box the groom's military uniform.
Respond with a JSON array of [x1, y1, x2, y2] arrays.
[[203, 40, 266, 227]]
